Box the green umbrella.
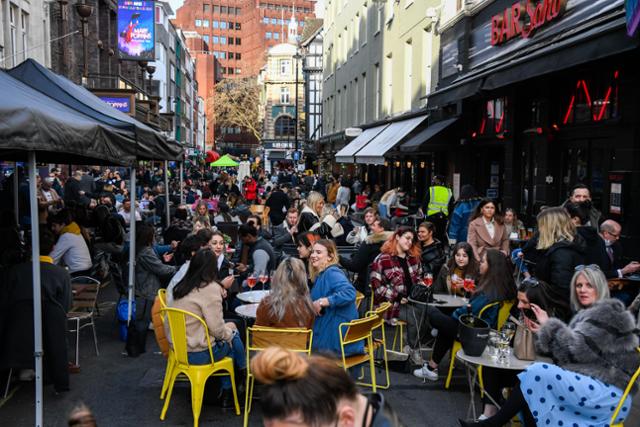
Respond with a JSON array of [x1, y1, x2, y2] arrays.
[[210, 154, 239, 167]]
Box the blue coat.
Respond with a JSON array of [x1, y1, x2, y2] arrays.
[[310, 265, 363, 356], [448, 199, 481, 242]]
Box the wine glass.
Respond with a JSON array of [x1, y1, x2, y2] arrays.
[[463, 276, 475, 301], [247, 274, 257, 291], [496, 332, 511, 366], [258, 271, 269, 288], [422, 273, 433, 287], [501, 321, 517, 342], [450, 277, 458, 298]]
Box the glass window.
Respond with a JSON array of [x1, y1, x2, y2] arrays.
[[280, 86, 290, 104], [213, 20, 219, 28], [221, 21, 227, 29], [229, 37, 234, 45], [228, 52, 234, 59], [195, 19, 202, 27], [203, 35, 210, 44], [213, 5, 220, 13], [220, 37, 227, 44], [280, 59, 291, 75], [213, 36, 220, 44], [274, 32, 279, 40], [203, 19, 209, 27], [219, 51, 226, 59], [271, 18, 277, 24], [266, 32, 272, 39], [236, 22, 241, 30], [236, 53, 241, 60], [278, 19, 284, 25], [275, 116, 295, 136], [235, 68, 241, 74], [221, 6, 227, 14], [236, 38, 241, 45], [203, 4, 210, 13], [263, 17, 269, 24]]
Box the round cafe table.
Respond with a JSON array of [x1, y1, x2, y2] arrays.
[[405, 294, 467, 353], [236, 290, 269, 304], [235, 303, 259, 319]]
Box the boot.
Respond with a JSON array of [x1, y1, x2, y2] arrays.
[[219, 388, 235, 409], [235, 368, 247, 397]]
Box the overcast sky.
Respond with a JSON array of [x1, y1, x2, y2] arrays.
[[165, 0, 324, 18]]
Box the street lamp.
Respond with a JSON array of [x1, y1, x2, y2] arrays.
[[138, 60, 148, 92], [75, 1, 94, 80], [146, 65, 156, 95]]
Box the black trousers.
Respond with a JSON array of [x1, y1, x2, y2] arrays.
[[427, 307, 458, 364]]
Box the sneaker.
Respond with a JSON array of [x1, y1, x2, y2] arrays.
[[413, 363, 438, 381], [477, 414, 488, 421]]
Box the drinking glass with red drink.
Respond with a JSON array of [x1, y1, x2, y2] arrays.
[[258, 271, 269, 287], [422, 273, 433, 287], [247, 275, 258, 290], [463, 276, 475, 300]]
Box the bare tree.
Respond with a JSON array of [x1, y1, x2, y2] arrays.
[[210, 77, 263, 142]]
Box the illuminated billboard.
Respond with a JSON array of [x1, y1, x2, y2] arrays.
[[117, 0, 155, 61]]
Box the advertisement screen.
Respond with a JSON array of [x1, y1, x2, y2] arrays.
[[117, 0, 155, 61], [98, 96, 132, 113], [627, 0, 640, 36]]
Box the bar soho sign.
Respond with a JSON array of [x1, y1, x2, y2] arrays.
[[491, 0, 568, 46]]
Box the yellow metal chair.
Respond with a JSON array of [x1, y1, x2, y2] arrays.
[[160, 307, 240, 426], [243, 327, 313, 427], [368, 283, 404, 351], [355, 291, 365, 310], [365, 302, 392, 389], [610, 348, 640, 427], [156, 289, 176, 400], [338, 314, 380, 391], [445, 300, 514, 389]]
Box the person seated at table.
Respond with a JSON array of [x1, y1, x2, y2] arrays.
[[309, 239, 363, 356], [295, 232, 321, 284], [255, 257, 315, 328], [345, 207, 378, 246], [192, 200, 214, 227], [467, 199, 510, 261], [117, 198, 142, 226], [503, 208, 525, 238], [433, 242, 479, 297], [191, 217, 211, 234], [236, 224, 276, 289], [297, 191, 342, 239], [169, 248, 246, 408], [247, 214, 272, 240], [479, 277, 571, 420], [414, 249, 516, 381], [460, 265, 639, 427], [166, 234, 208, 305], [48, 209, 93, 277], [213, 202, 242, 225], [251, 347, 403, 427], [418, 221, 446, 278], [163, 206, 192, 245], [272, 207, 299, 250]]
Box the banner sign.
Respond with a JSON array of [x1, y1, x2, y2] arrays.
[[491, 0, 568, 46], [627, 0, 640, 36], [117, 0, 155, 61], [99, 96, 132, 113]]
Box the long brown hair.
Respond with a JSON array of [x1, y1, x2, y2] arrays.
[[470, 198, 503, 225], [446, 242, 479, 278], [380, 226, 421, 258], [264, 258, 315, 326], [477, 249, 516, 301]]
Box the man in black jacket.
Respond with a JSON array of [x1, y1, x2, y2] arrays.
[[340, 218, 392, 294], [272, 207, 298, 249], [265, 184, 291, 226]]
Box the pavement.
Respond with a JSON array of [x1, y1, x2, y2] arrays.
[[1, 286, 639, 426]]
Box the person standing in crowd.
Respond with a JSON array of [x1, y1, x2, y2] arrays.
[[341, 218, 392, 294], [250, 347, 403, 427], [417, 221, 446, 278], [265, 184, 291, 226], [117, 198, 141, 226], [528, 207, 585, 303], [591, 219, 640, 279], [63, 170, 90, 207], [272, 207, 299, 249], [422, 175, 454, 246], [335, 179, 351, 208], [467, 199, 509, 261], [38, 177, 63, 214], [447, 185, 481, 245], [48, 210, 93, 277], [309, 240, 362, 356], [326, 177, 339, 205], [561, 183, 602, 226], [346, 207, 378, 245], [415, 249, 516, 381], [168, 248, 246, 408], [78, 167, 96, 200], [461, 266, 638, 427], [49, 167, 64, 198], [378, 188, 407, 220], [243, 175, 258, 204], [255, 257, 315, 328]]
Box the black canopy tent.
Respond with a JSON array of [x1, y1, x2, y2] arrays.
[[6, 59, 183, 162]]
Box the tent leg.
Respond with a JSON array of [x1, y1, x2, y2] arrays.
[[164, 160, 170, 227], [28, 152, 43, 427], [13, 162, 19, 227], [127, 167, 137, 326]]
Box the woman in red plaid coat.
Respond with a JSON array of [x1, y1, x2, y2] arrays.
[[370, 227, 423, 354]]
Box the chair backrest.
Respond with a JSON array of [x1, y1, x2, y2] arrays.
[[477, 300, 500, 326], [157, 289, 167, 309], [610, 348, 640, 426], [151, 297, 170, 357], [355, 291, 365, 310], [366, 301, 391, 331], [247, 326, 313, 354], [162, 307, 213, 366], [340, 314, 379, 346], [70, 282, 100, 313], [497, 300, 514, 329]]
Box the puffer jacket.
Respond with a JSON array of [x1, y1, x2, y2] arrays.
[[370, 252, 422, 318], [135, 246, 176, 300], [536, 299, 640, 391], [421, 239, 446, 277], [534, 237, 585, 302], [341, 231, 392, 292]]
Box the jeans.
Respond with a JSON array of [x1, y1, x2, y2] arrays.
[[187, 332, 246, 389]]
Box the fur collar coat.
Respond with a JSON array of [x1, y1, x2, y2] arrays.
[[535, 299, 640, 391]]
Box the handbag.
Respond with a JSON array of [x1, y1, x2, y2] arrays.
[[409, 283, 432, 303], [513, 318, 536, 361]]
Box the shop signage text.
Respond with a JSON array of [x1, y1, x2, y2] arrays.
[[99, 96, 132, 113], [491, 0, 567, 46]]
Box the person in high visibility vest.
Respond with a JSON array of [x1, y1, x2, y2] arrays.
[[421, 175, 454, 246]]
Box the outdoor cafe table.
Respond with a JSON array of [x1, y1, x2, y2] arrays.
[[235, 303, 259, 319], [236, 290, 270, 304], [405, 294, 467, 352], [456, 348, 552, 420]]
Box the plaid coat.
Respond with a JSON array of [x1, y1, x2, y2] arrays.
[[370, 253, 422, 318]]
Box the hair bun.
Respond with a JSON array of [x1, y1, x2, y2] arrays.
[[251, 347, 309, 384]]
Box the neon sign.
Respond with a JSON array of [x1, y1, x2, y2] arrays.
[[491, 0, 568, 46], [562, 70, 619, 124]]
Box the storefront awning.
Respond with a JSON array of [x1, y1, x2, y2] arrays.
[[426, 78, 484, 109], [400, 117, 459, 152], [335, 124, 388, 163], [355, 115, 427, 165]]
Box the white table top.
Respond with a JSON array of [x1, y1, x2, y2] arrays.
[[236, 290, 270, 304], [456, 348, 550, 371], [235, 303, 259, 318], [409, 293, 467, 308]]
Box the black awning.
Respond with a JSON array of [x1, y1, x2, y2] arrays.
[[0, 71, 135, 166], [7, 59, 184, 161], [400, 118, 459, 152], [483, 17, 639, 91], [426, 78, 484, 108]]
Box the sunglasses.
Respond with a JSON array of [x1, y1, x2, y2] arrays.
[[574, 264, 601, 272]]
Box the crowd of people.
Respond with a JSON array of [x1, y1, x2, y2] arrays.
[[1, 162, 640, 426]]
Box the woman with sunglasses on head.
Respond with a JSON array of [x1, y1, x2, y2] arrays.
[[255, 257, 315, 329], [478, 277, 571, 420], [251, 346, 404, 427], [461, 265, 640, 427], [415, 249, 516, 381]]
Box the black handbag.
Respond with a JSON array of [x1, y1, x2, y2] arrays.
[[409, 283, 433, 303]]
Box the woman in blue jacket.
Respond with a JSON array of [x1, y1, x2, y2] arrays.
[[309, 239, 363, 356], [447, 185, 481, 244], [414, 249, 516, 381]]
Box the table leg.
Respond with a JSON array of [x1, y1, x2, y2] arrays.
[[465, 363, 478, 420]]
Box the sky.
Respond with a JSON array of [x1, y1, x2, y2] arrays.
[[165, 0, 324, 18]]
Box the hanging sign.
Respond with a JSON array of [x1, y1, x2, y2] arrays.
[[491, 0, 568, 46]]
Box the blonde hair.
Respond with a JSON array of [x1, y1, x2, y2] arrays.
[[306, 191, 325, 215], [569, 267, 610, 312], [308, 239, 340, 282], [264, 258, 315, 326], [536, 207, 575, 250]]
